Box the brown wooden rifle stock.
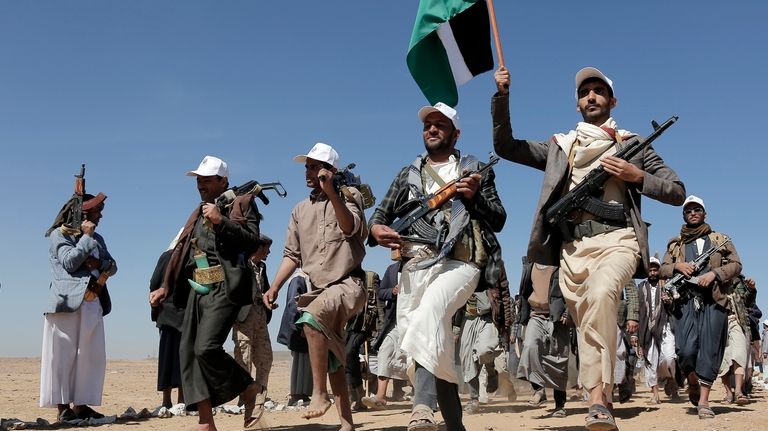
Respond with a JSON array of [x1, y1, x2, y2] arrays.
[[389, 153, 499, 235]]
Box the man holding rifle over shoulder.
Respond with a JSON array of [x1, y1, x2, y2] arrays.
[[262, 143, 367, 431], [149, 155, 263, 431], [660, 195, 741, 419], [492, 66, 685, 430], [41, 175, 115, 423], [369, 103, 506, 431]]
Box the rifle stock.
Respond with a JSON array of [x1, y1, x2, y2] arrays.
[[66, 164, 86, 232]]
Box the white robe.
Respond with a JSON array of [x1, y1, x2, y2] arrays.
[[40, 300, 106, 407]]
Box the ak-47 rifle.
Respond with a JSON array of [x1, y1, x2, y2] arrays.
[[389, 153, 499, 241], [215, 180, 287, 208], [663, 237, 731, 302], [545, 116, 678, 229], [83, 260, 117, 302], [65, 164, 86, 233], [320, 163, 376, 209]]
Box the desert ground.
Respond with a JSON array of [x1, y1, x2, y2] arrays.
[[1, 352, 766, 430]]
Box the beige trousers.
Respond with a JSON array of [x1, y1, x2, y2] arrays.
[[559, 227, 640, 393], [232, 305, 273, 389]]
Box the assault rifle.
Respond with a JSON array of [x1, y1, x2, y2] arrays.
[[545, 116, 678, 228], [663, 237, 731, 301], [65, 164, 86, 232], [389, 153, 499, 240], [215, 180, 287, 208], [320, 163, 376, 209]]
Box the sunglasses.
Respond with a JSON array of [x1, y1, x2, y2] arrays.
[[683, 207, 704, 215]]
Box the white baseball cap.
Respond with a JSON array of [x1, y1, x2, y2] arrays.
[[649, 256, 661, 267], [418, 102, 460, 130], [575, 67, 614, 99], [683, 195, 706, 210], [186, 155, 229, 178], [294, 142, 339, 168]]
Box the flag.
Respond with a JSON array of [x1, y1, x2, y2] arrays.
[[407, 0, 494, 107]]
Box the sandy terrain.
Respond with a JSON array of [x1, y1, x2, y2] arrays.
[[1, 352, 765, 430]]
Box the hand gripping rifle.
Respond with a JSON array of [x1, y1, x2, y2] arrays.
[[545, 116, 678, 228], [389, 153, 499, 243], [663, 237, 731, 302]]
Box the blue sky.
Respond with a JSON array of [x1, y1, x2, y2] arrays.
[[1, 1, 766, 359]]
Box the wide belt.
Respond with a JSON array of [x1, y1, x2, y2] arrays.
[[565, 219, 628, 242]]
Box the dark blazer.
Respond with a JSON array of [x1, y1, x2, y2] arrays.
[[166, 194, 261, 309]]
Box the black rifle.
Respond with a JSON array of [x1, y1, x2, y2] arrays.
[[663, 237, 731, 301], [545, 116, 678, 228], [320, 163, 376, 209], [65, 164, 86, 232], [389, 153, 499, 239], [215, 180, 287, 208]]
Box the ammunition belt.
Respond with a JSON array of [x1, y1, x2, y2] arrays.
[[561, 218, 628, 242]]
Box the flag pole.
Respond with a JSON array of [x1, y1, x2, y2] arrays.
[[486, 0, 505, 67]]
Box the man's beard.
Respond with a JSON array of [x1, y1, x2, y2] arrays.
[[423, 136, 453, 155]]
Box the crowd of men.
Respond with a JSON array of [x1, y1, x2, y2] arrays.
[[40, 66, 759, 431]]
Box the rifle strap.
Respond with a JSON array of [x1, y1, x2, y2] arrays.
[[423, 163, 447, 187]]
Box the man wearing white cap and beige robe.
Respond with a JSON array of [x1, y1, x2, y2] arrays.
[[263, 143, 367, 431], [492, 66, 685, 430]]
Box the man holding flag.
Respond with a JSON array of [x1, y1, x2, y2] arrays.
[[492, 66, 685, 430]]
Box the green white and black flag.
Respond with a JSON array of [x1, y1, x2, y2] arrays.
[[407, 0, 494, 107]]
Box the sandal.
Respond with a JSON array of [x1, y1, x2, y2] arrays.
[[721, 393, 734, 404], [735, 394, 749, 405], [361, 396, 387, 410], [585, 403, 618, 431], [697, 404, 715, 419], [408, 404, 438, 431], [463, 399, 479, 414], [551, 407, 567, 418], [529, 388, 547, 406]]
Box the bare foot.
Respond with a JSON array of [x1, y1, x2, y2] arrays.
[[301, 397, 332, 419], [190, 424, 216, 431]]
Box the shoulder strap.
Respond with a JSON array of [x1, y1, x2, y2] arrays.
[[423, 164, 447, 187], [666, 236, 682, 262]]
